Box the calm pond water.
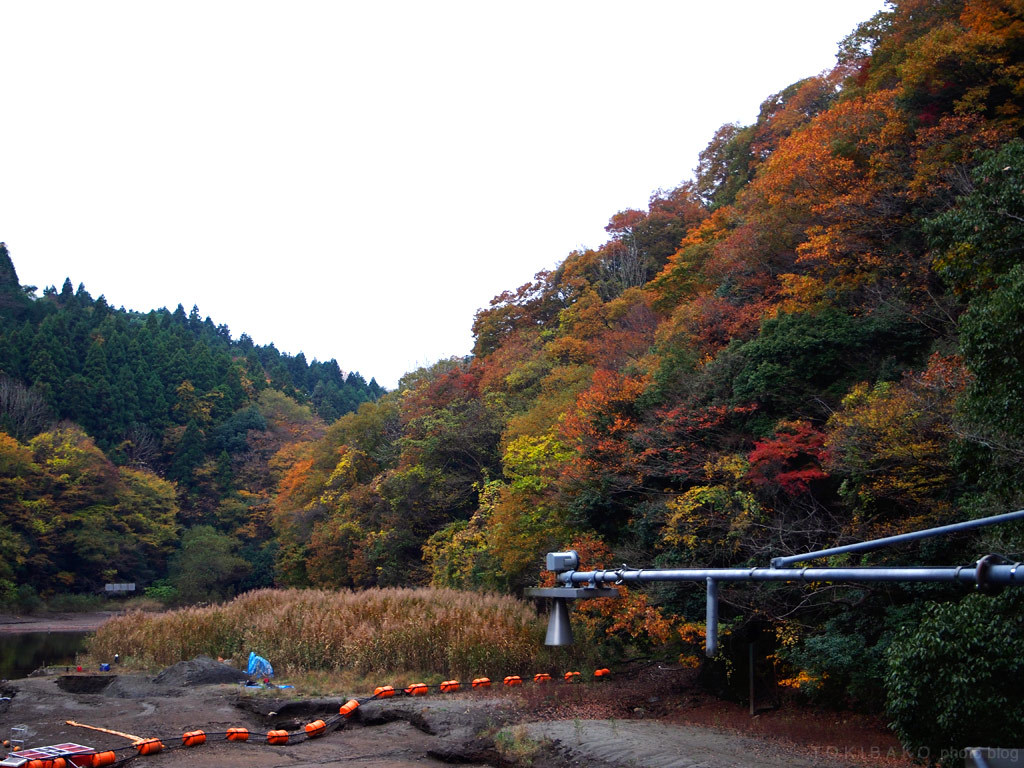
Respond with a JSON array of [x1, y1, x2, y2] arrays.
[[0, 632, 90, 680]]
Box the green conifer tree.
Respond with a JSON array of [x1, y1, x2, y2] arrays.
[[0, 243, 20, 290], [169, 419, 205, 488]]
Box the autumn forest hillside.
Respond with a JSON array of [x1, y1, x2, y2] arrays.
[[3, 0, 1024, 750], [0, 251, 383, 601]]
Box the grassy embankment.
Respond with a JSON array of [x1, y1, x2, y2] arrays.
[[87, 587, 595, 691]]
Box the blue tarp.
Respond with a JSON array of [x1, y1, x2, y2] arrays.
[[247, 651, 274, 678]]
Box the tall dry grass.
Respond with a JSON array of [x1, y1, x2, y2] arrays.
[[88, 587, 549, 680]]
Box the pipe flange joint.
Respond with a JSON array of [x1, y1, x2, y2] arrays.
[[975, 554, 1009, 596]]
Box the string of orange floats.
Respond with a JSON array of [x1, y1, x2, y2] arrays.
[[12, 668, 613, 767]]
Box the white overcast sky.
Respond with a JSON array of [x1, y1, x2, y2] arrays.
[[1, 1, 887, 389]]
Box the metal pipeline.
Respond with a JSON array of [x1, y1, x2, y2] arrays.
[[556, 564, 1024, 587], [532, 511, 1024, 657], [548, 561, 1023, 656]]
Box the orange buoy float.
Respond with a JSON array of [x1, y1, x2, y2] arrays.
[[373, 685, 396, 698], [503, 675, 523, 686], [135, 739, 164, 756], [439, 680, 460, 693], [338, 699, 360, 717], [266, 730, 289, 745], [226, 727, 249, 742], [90, 752, 117, 767], [533, 673, 552, 683], [304, 720, 327, 738], [594, 668, 611, 678], [564, 671, 581, 682], [405, 682, 429, 696], [471, 677, 491, 688], [182, 730, 206, 746]]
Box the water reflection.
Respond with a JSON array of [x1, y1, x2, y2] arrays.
[[0, 632, 90, 680]]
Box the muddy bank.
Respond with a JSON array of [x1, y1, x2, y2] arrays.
[[0, 612, 115, 634], [0, 674, 511, 768], [0, 662, 903, 768], [522, 719, 832, 768]]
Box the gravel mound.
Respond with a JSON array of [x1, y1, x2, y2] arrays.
[[152, 655, 250, 687]]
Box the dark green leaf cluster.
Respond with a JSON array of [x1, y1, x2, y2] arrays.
[[886, 590, 1024, 765]]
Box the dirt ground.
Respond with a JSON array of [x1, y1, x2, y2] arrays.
[[0, 656, 913, 768]]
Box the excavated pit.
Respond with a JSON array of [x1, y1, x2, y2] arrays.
[[56, 674, 115, 694]]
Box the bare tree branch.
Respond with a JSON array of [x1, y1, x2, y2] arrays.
[[0, 375, 52, 441]]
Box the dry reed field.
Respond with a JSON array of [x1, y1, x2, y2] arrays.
[[88, 587, 552, 680]]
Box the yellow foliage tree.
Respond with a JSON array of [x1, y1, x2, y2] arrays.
[[825, 354, 969, 532]]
